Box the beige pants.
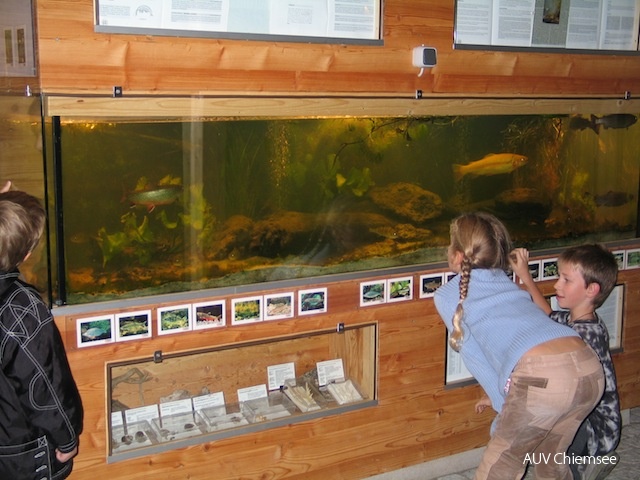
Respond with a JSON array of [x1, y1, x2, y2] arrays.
[[475, 344, 605, 480]]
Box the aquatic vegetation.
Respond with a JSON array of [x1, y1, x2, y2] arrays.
[[335, 166, 374, 197], [96, 174, 219, 268], [48, 113, 639, 304]]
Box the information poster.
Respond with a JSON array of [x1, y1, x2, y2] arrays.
[[455, 0, 640, 51], [95, 0, 381, 43], [0, 0, 36, 77]]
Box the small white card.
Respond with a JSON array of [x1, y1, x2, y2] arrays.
[[192, 391, 225, 411], [267, 362, 296, 390], [124, 404, 159, 424], [111, 411, 124, 427], [159, 398, 193, 417], [237, 384, 268, 402], [316, 359, 345, 386]]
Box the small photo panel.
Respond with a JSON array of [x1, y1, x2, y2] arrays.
[[232, 296, 263, 325], [444, 271, 457, 283], [387, 276, 413, 303], [518, 260, 541, 284], [528, 260, 541, 282], [264, 292, 294, 321], [541, 258, 558, 280], [420, 273, 443, 298], [612, 250, 625, 270], [298, 288, 327, 316], [157, 304, 192, 335], [626, 248, 640, 269], [193, 300, 226, 330], [115, 310, 151, 342], [360, 280, 386, 307], [77, 314, 114, 348]]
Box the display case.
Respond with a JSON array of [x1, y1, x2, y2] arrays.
[[107, 322, 377, 462]]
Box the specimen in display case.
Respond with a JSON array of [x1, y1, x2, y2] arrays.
[[107, 323, 376, 460]]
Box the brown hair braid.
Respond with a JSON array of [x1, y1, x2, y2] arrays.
[[450, 256, 472, 351], [447, 212, 512, 352]]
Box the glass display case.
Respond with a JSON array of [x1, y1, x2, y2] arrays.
[[0, 95, 48, 299], [107, 322, 377, 462], [39, 107, 640, 305]]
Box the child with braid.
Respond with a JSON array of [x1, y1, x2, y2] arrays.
[[434, 212, 604, 480]]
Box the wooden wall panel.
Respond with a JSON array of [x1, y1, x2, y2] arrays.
[[33, 0, 640, 97], [53, 250, 640, 479]]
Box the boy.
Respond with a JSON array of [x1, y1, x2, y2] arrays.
[[0, 191, 83, 480], [511, 245, 621, 480]]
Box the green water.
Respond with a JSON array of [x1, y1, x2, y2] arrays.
[[50, 114, 639, 304]]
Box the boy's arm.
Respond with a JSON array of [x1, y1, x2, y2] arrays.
[[510, 248, 552, 315], [8, 301, 83, 455]]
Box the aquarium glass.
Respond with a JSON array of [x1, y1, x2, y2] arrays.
[[0, 95, 49, 302], [48, 113, 640, 304]]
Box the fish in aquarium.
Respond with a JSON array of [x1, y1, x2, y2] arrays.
[[569, 114, 638, 134], [591, 114, 637, 132], [589, 190, 635, 208], [126, 175, 183, 212], [452, 153, 528, 181], [127, 186, 182, 212]]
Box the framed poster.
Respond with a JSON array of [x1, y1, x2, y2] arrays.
[[157, 304, 192, 335], [360, 280, 386, 307], [444, 333, 474, 385], [0, 0, 37, 76], [232, 296, 263, 325], [419, 273, 443, 299], [115, 310, 151, 342], [77, 314, 115, 348], [298, 288, 327, 316], [454, 0, 640, 53], [95, 0, 382, 44], [264, 292, 294, 321], [193, 300, 226, 330], [387, 276, 413, 303]]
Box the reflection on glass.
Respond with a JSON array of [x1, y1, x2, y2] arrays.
[[0, 95, 48, 301], [49, 113, 639, 304]]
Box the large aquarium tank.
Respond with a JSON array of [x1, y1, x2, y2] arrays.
[[43, 106, 639, 305]]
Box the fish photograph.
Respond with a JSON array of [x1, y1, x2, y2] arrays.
[[42, 113, 639, 304]]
